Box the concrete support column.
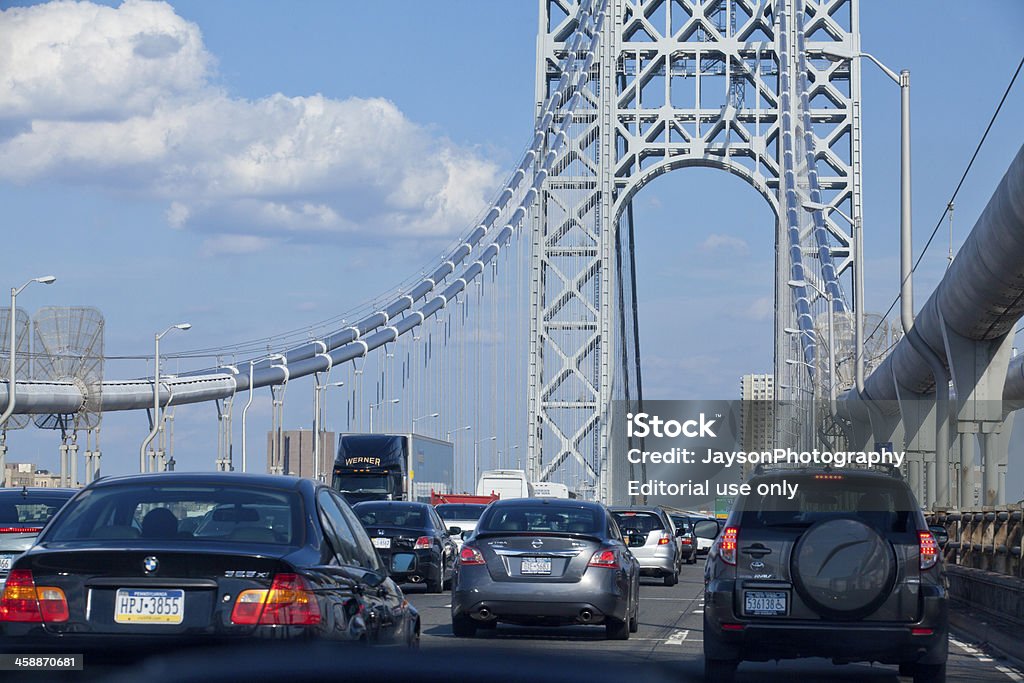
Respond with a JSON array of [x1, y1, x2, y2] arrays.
[[959, 433, 975, 509]]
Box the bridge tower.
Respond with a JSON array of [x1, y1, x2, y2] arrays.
[[528, 0, 864, 501]]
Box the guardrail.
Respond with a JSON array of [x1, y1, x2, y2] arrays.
[[926, 507, 1024, 578]]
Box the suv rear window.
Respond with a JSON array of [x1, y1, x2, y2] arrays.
[[736, 474, 919, 533], [611, 511, 665, 534]]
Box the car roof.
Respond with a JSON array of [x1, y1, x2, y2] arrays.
[[608, 505, 669, 516], [353, 500, 429, 508], [0, 487, 78, 499], [747, 467, 904, 483], [488, 498, 605, 513], [86, 471, 309, 491]]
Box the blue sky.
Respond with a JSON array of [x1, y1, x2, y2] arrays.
[[1, 1, 1023, 495]]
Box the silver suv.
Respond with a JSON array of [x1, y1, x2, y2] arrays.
[[703, 468, 947, 683]]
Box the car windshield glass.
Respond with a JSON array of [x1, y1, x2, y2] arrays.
[[736, 475, 918, 532], [435, 504, 486, 521], [44, 485, 303, 546], [478, 505, 601, 534], [611, 511, 664, 534], [354, 503, 427, 528], [0, 495, 71, 527], [334, 474, 391, 494]]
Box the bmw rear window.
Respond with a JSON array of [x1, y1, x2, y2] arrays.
[[43, 485, 303, 546], [737, 475, 919, 533]]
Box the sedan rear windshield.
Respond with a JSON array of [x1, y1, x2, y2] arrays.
[[354, 503, 429, 529], [0, 494, 72, 527], [611, 511, 664, 534], [478, 505, 602, 534], [44, 485, 303, 546], [736, 475, 919, 533]]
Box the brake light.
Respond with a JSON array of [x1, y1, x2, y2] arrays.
[[0, 570, 68, 623], [230, 573, 321, 626], [658, 532, 672, 545], [719, 526, 739, 566], [681, 537, 693, 545], [919, 530, 939, 570], [0, 527, 41, 534], [813, 474, 844, 480], [588, 549, 619, 568], [414, 536, 432, 550], [911, 627, 934, 636], [721, 623, 745, 631], [459, 546, 486, 565]]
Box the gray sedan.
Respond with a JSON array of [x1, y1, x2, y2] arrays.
[[450, 498, 640, 640]]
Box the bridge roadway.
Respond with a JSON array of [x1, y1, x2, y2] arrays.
[[409, 563, 1024, 682]]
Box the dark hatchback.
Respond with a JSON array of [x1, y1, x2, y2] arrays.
[[0, 488, 77, 582], [0, 472, 419, 656], [353, 501, 457, 593], [703, 469, 947, 683]]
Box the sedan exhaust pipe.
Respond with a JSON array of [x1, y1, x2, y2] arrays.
[[476, 607, 491, 620], [578, 609, 593, 623], [408, 575, 423, 583]]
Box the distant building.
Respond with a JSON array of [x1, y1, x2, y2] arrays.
[[3, 463, 71, 488], [267, 429, 335, 481], [740, 374, 775, 480]]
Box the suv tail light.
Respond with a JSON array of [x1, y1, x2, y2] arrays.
[[0, 570, 69, 623], [657, 532, 672, 545], [459, 546, 486, 565], [231, 573, 321, 626], [588, 549, 619, 568], [718, 526, 739, 566], [414, 536, 432, 550], [919, 530, 939, 570], [0, 527, 41, 534]]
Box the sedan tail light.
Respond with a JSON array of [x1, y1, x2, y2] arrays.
[[459, 546, 486, 565], [588, 549, 619, 569], [718, 527, 739, 566], [680, 536, 693, 545], [0, 570, 69, 623], [414, 536, 432, 550], [231, 573, 321, 626], [919, 530, 939, 570]]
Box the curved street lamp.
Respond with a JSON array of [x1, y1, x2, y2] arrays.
[[140, 322, 190, 472]]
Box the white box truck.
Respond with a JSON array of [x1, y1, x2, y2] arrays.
[[476, 469, 533, 500]]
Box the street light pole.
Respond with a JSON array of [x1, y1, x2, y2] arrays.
[[473, 436, 496, 487], [368, 398, 400, 433], [240, 352, 285, 473], [140, 322, 190, 473], [411, 413, 440, 433], [785, 359, 818, 448], [446, 425, 472, 490], [0, 276, 57, 481]]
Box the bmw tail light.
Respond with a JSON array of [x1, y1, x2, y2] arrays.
[[0, 570, 68, 623], [414, 536, 432, 550], [658, 532, 672, 545], [588, 549, 619, 568], [459, 546, 485, 565], [919, 530, 939, 570], [719, 527, 739, 566], [231, 573, 321, 626]]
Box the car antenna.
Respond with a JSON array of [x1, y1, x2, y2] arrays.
[[21, 485, 28, 497]]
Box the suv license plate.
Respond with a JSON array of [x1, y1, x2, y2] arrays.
[[521, 557, 552, 575], [744, 591, 787, 615]]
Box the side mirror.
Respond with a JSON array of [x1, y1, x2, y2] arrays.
[[448, 526, 463, 537]]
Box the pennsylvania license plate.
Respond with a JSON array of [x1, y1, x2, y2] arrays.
[[115, 588, 184, 624], [372, 537, 391, 549], [744, 591, 787, 616], [520, 557, 552, 575]]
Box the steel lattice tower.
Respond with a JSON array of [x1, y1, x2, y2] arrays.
[[528, 0, 864, 501]]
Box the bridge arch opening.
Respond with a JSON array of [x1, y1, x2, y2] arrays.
[[617, 163, 778, 400]]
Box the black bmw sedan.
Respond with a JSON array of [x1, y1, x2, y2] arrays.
[[353, 501, 458, 593], [0, 472, 419, 654]]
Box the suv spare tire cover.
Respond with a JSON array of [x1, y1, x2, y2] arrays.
[[791, 518, 896, 620]]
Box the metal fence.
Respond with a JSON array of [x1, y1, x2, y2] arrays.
[[927, 507, 1023, 578]]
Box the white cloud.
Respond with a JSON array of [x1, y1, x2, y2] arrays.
[[699, 234, 749, 254], [746, 296, 774, 321], [199, 234, 277, 258], [0, 1, 500, 245]]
